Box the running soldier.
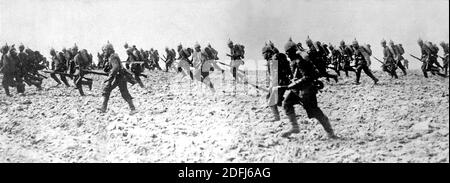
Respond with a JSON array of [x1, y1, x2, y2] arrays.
[[280, 38, 337, 139], [98, 42, 136, 115], [440, 42, 449, 76], [73, 49, 94, 96], [391, 42, 407, 76], [226, 40, 246, 83], [176, 44, 194, 80], [353, 39, 379, 85], [49, 48, 71, 87], [126, 47, 145, 88], [1, 44, 19, 96], [339, 40, 356, 77], [381, 40, 399, 79]]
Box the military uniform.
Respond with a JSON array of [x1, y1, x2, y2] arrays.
[[73, 50, 93, 96], [1, 46, 18, 96], [382, 42, 398, 79], [177, 46, 194, 80], [391, 43, 407, 76], [441, 42, 449, 76], [280, 39, 336, 138], [99, 44, 136, 114], [353, 41, 378, 84], [418, 40, 442, 78], [126, 49, 145, 88], [339, 42, 356, 77], [227, 41, 246, 83], [266, 52, 292, 122], [307, 40, 338, 82], [164, 48, 176, 72]]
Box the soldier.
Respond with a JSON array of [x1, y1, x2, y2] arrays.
[[226, 40, 246, 83], [163, 47, 175, 72], [50, 48, 70, 87], [1, 44, 17, 96], [264, 43, 292, 122], [176, 44, 194, 80], [353, 40, 379, 85], [126, 47, 145, 88], [338, 40, 356, 77], [328, 44, 342, 76], [440, 42, 449, 76], [280, 38, 337, 139], [418, 39, 443, 78], [381, 40, 398, 79], [151, 49, 162, 71], [194, 46, 225, 93], [19, 45, 43, 90], [9, 46, 26, 94], [98, 42, 136, 115], [305, 38, 338, 83], [391, 42, 407, 76], [73, 49, 93, 96]]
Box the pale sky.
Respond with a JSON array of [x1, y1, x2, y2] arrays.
[[1, 0, 449, 70]]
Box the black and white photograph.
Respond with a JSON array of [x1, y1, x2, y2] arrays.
[[0, 0, 448, 165]]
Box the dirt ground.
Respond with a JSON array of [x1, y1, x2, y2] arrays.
[[0, 69, 448, 163]]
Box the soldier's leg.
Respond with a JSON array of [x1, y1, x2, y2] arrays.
[[98, 80, 118, 112], [391, 66, 399, 79], [2, 74, 12, 96], [59, 75, 70, 87], [15, 74, 25, 94], [50, 73, 62, 85], [281, 91, 301, 137], [301, 93, 336, 138], [134, 73, 144, 88], [362, 65, 378, 83], [397, 61, 407, 76], [355, 66, 362, 84], [201, 74, 215, 92], [118, 78, 136, 113], [422, 64, 428, 78]]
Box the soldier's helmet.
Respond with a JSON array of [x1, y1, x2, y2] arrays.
[[177, 44, 183, 51], [1, 44, 9, 54], [165, 47, 169, 51], [207, 43, 212, 48], [352, 39, 359, 46], [262, 44, 272, 54], [268, 41, 274, 47], [329, 44, 334, 50], [18, 43, 25, 51], [104, 42, 114, 52], [340, 40, 345, 46], [62, 47, 67, 52], [417, 38, 423, 45], [126, 47, 134, 54], [50, 48, 56, 55], [124, 43, 129, 49], [316, 41, 322, 46], [439, 41, 446, 47], [194, 42, 201, 49], [381, 39, 386, 45], [305, 36, 313, 46], [227, 40, 233, 47], [389, 40, 394, 45], [284, 38, 297, 52], [72, 43, 78, 51]]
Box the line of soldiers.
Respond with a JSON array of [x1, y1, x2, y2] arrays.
[[48, 44, 94, 96], [1, 43, 48, 96], [416, 39, 448, 78]]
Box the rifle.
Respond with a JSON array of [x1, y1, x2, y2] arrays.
[[42, 70, 75, 78], [121, 61, 145, 64], [217, 61, 246, 74], [409, 54, 425, 63], [372, 56, 385, 65], [81, 69, 109, 76]]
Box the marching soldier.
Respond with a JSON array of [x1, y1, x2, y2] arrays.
[[264, 42, 292, 122], [226, 40, 246, 83], [73, 49, 94, 96], [49, 48, 71, 87], [1, 44, 17, 96], [280, 38, 337, 139], [381, 40, 398, 79], [126, 47, 145, 88], [98, 42, 137, 115], [353, 39, 379, 84], [339, 40, 356, 77]]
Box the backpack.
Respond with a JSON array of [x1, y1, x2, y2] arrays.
[[234, 44, 245, 58]]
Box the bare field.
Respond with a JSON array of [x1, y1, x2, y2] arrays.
[[0, 69, 448, 163]]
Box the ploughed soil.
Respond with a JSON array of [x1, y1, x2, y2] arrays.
[[0, 68, 448, 162]]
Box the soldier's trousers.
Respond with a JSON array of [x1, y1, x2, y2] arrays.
[[74, 73, 92, 96], [134, 73, 144, 88], [356, 64, 378, 83], [101, 75, 134, 110], [396, 60, 407, 76], [2, 73, 14, 95], [50, 73, 70, 86], [282, 90, 333, 134]]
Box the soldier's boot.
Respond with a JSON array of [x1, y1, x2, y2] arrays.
[[61, 76, 71, 87], [50, 74, 62, 86], [84, 80, 93, 90], [333, 75, 338, 83], [281, 113, 300, 138], [98, 96, 109, 113], [17, 83, 26, 94], [4, 87, 12, 97], [209, 83, 216, 93], [77, 84, 85, 96], [270, 106, 281, 122], [189, 71, 194, 80], [126, 98, 137, 115], [316, 112, 337, 139], [422, 70, 428, 78]]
